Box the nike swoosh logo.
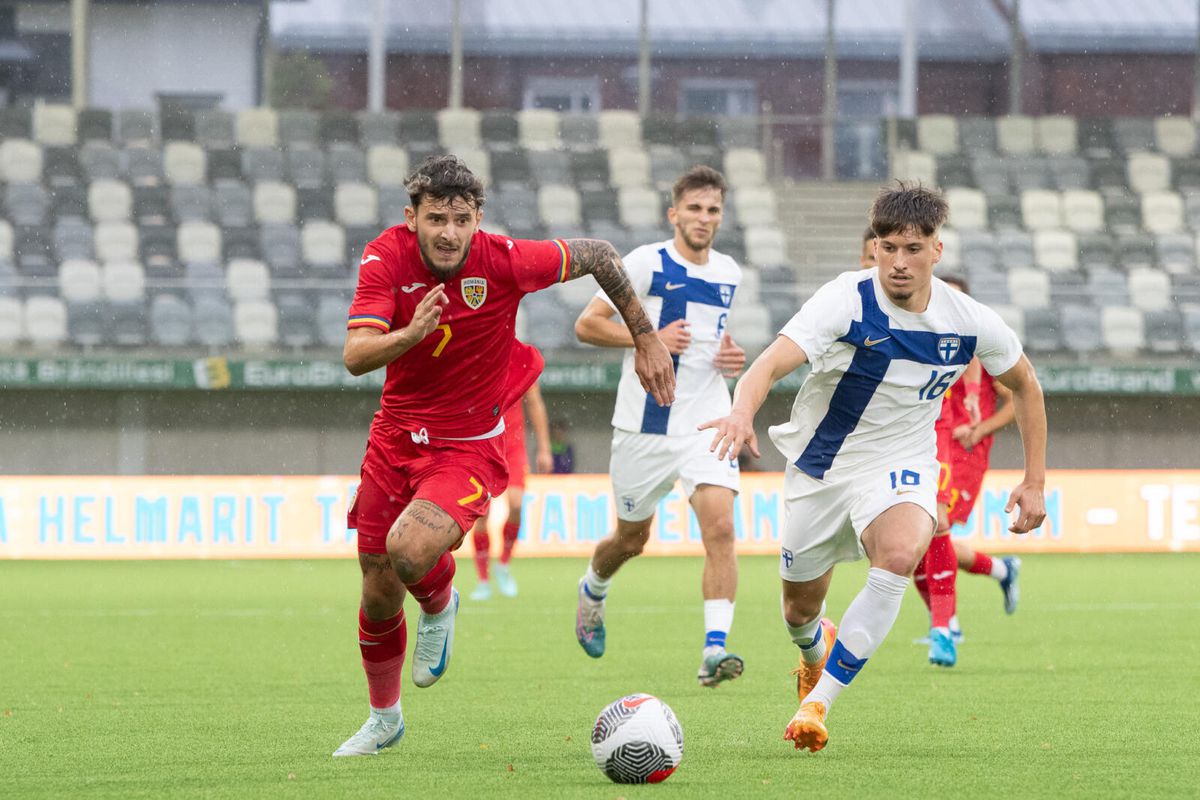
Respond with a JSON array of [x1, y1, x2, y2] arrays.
[[358, 640, 380, 646], [665, 282, 685, 290], [401, 283, 427, 293], [836, 659, 857, 671], [864, 335, 891, 347], [428, 639, 449, 677], [361, 254, 382, 265], [621, 696, 653, 710], [932, 570, 955, 580], [896, 489, 919, 495]]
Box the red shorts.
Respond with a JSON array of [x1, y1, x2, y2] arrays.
[[503, 420, 527, 491], [945, 455, 987, 525], [349, 425, 507, 555]]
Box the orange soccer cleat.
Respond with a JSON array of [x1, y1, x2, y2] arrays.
[[783, 702, 829, 752], [791, 617, 837, 703]]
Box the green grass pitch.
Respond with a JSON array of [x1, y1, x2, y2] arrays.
[[2, 553, 1197, 799]]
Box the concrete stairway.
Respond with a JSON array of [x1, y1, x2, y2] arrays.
[[776, 181, 879, 294]]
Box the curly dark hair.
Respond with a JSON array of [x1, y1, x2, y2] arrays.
[[869, 181, 948, 238], [405, 154, 486, 210]]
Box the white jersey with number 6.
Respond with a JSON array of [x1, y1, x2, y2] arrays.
[[596, 240, 741, 437], [769, 268, 1023, 480]]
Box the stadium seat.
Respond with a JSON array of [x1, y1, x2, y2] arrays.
[[125, 145, 165, 186], [1009, 155, 1051, 192], [594, 110, 638, 151], [58, 259, 103, 304], [366, 145, 410, 187], [992, 304, 1025, 342], [23, 295, 68, 347], [273, 293, 316, 348], [1021, 306, 1062, 352], [745, 226, 786, 266], [236, 108, 279, 148], [177, 220, 222, 265], [916, 115, 959, 155], [1062, 189, 1104, 233], [358, 111, 400, 146], [1128, 267, 1172, 311], [995, 228, 1035, 268], [194, 294, 235, 347], [284, 145, 325, 189], [1113, 117, 1156, 153], [377, 185, 407, 226], [1078, 118, 1117, 157], [936, 154, 972, 188], [242, 147, 285, 183], [717, 116, 759, 151], [1103, 193, 1141, 233], [649, 146, 687, 191], [111, 301, 151, 346], [314, 295, 350, 347], [0, 220, 11, 263], [957, 117, 996, 153], [32, 104, 77, 146], [724, 148, 766, 188], [1115, 232, 1156, 269], [213, 181, 253, 228], [94, 221, 138, 263], [79, 141, 120, 181], [987, 193, 1023, 229], [608, 147, 651, 189], [227, 258, 271, 302], [329, 144, 369, 185], [1033, 229, 1078, 272], [529, 148, 571, 187], [103, 261, 146, 303], [184, 260, 225, 302], [234, 299, 279, 347], [1154, 116, 1196, 157], [569, 150, 610, 191], [538, 185, 582, 228], [397, 111, 439, 149], [1091, 157, 1129, 193], [734, 187, 778, 226], [253, 181, 297, 225], [1127, 152, 1171, 194], [259, 224, 303, 278], [892, 149, 936, 186], [13, 224, 53, 276], [334, 183, 379, 227], [517, 109, 561, 151], [1007, 267, 1050, 308], [1154, 232, 1195, 273], [559, 113, 599, 152], [1174, 274, 1200, 307], [132, 185, 170, 225], [170, 184, 212, 222], [301, 220, 346, 273], [436, 107, 482, 151], [76, 108, 111, 142], [0, 295, 21, 344], [1086, 267, 1130, 307], [0, 139, 43, 183], [1101, 306, 1145, 355], [494, 185, 539, 235], [945, 188, 987, 230], [1060, 303, 1104, 355], [51, 184, 88, 221], [279, 110, 319, 148], [1172, 157, 1200, 193], [1037, 116, 1078, 154], [1022, 190, 1060, 231], [149, 293, 194, 346], [320, 112, 359, 146], [5, 184, 49, 227], [480, 111, 519, 150], [727, 300, 774, 353], [115, 110, 158, 146], [163, 142, 206, 185], [194, 110, 235, 149], [1047, 154, 1090, 190], [958, 229, 998, 270], [54, 217, 93, 261], [617, 186, 661, 230], [996, 115, 1036, 155], [1143, 308, 1184, 354], [1141, 191, 1184, 234], [937, 227, 962, 269], [970, 155, 1010, 195], [489, 148, 532, 187], [43, 146, 82, 188]]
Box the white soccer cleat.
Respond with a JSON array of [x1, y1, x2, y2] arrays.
[[494, 563, 518, 597], [332, 711, 405, 757], [411, 588, 459, 688]]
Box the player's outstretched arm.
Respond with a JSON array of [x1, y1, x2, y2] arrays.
[[699, 335, 809, 461], [995, 354, 1048, 534], [343, 285, 450, 375], [575, 299, 692, 354], [564, 239, 674, 405]]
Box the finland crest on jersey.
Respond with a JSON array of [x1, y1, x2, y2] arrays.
[[769, 269, 1024, 480], [597, 240, 742, 437]]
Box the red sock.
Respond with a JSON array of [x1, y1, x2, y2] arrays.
[[924, 534, 958, 629], [499, 520, 520, 565], [913, 551, 932, 612], [472, 527, 490, 580], [406, 552, 456, 615], [967, 551, 994, 576], [359, 608, 406, 709]]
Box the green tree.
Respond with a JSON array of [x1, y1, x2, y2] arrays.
[[270, 52, 334, 110]]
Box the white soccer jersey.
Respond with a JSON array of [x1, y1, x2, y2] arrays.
[[769, 268, 1023, 479], [597, 240, 741, 436]]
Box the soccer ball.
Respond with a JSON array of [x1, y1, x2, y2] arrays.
[[590, 693, 683, 784]]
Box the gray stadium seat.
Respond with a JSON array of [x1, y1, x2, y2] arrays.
[[67, 301, 107, 347], [279, 110, 320, 148], [286, 145, 326, 189], [242, 147, 285, 182], [1143, 309, 1184, 354], [125, 146, 164, 186], [15, 225, 55, 276], [1009, 156, 1051, 192], [398, 111, 439, 148], [0, 295, 20, 345], [1021, 307, 1062, 353], [650, 147, 688, 191], [76, 108, 111, 142], [44, 146, 82, 187], [329, 144, 368, 184], [481, 111, 519, 149], [1047, 155, 1090, 190], [357, 111, 400, 146], [194, 295, 234, 347], [317, 295, 351, 347], [275, 293, 316, 348], [206, 148, 242, 182], [194, 110, 235, 149], [214, 181, 253, 228], [1113, 117, 1155, 153], [1086, 268, 1130, 307], [1060, 303, 1104, 355], [80, 141, 120, 181], [116, 110, 159, 146], [149, 293, 194, 346], [716, 116, 758, 150], [560, 114, 599, 151], [1115, 232, 1156, 269], [259, 224, 304, 278], [5, 184, 49, 226], [110, 301, 149, 346], [528, 149, 570, 186], [1154, 233, 1195, 274], [995, 229, 1035, 268], [986, 194, 1022, 230], [54, 218, 94, 261], [958, 117, 996, 153], [1078, 118, 1116, 157], [170, 184, 213, 222], [320, 112, 359, 145]]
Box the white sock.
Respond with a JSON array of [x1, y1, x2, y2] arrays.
[[371, 701, 401, 720], [785, 599, 829, 664], [703, 598, 735, 653], [949, 614, 961, 633], [584, 564, 610, 599], [805, 568, 909, 712], [991, 559, 1009, 582]]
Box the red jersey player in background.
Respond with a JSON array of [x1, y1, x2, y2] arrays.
[[469, 381, 553, 600], [333, 155, 673, 757], [913, 274, 1020, 668]]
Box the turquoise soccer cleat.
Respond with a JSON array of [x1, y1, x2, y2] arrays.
[[575, 578, 606, 658], [928, 627, 957, 667]]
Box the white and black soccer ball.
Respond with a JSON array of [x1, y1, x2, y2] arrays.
[[591, 693, 683, 784]]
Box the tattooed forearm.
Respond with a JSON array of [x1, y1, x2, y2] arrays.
[[564, 239, 655, 338]]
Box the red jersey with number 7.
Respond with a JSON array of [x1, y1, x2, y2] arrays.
[[348, 225, 570, 438]]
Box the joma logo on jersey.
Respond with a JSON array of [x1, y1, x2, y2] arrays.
[[460, 277, 487, 309], [937, 336, 961, 363]]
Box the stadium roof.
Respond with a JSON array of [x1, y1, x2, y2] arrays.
[[270, 0, 1200, 60]]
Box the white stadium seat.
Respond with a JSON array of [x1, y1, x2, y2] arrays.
[[58, 259, 103, 304], [1128, 267, 1172, 311], [617, 186, 660, 229], [1007, 267, 1051, 309], [177, 221, 223, 265], [335, 182, 379, 227], [598, 110, 641, 150], [1127, 152, 1170, 194], [733, 187, 778, 226], [88, 179, 133, 223], [1101, 306, 1145, 356], [517, 109, 561, 151], [937, 227, 962, 269], [32, 104, 77, 146], [1141, 191, 1184, 234], [1033, 229, 1078, 272], [23, 296, 68, 347], [1036, 116, 1078, 154], [437, 107, 482, 150], [227, 259, 271, 302], [1062, 190, 1104, 233], [745, 226, 787, 266], [1020, 189, 1062, 230], [94, 221, 138, 263], [103, 262, 146, 303], [891, 150, 936, 186], [945, 188, 987, 230], [302, 220, 346, 270], [1154, 116, 1196, 157], [234, 300, 279, 347], [917, 115, 959, 155], [163, 142, 207, 185], [236, 108, 279, 148], [367, 145, 410, 187], [0, 139, 43, 183], [253, 181, 297, 225], [723, 148, 766, 188], [538, 184, 582, 228], [997, 115, 1036, 155], [608, 147, 651, 189]]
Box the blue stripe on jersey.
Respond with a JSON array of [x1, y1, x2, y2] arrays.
[[794, 277, 979, 478], [640, 248, 737, 434]]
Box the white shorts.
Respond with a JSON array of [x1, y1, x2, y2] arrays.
[[610, 429, 740, 521], [779, 461, 938, 582]]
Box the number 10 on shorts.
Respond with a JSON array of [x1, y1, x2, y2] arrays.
[[889, 469, 920, 489]]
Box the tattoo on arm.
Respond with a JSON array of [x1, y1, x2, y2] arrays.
[[564, 239, 654, 337]]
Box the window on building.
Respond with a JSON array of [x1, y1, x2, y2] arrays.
[[523, 77, 601, 113], [679, 79, 757, 117]]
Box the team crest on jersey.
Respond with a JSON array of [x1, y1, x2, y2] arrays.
[[937, 336, 961, 363], [719, 284, 734, 307], [461, 277, 487, 309]]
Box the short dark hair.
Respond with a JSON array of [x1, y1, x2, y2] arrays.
[[672, 165, 727, 205], [941, 272, 970, 293], [405, 154, 485, 210], [869, 181, 948, 238], [862, 225, 876, 243]]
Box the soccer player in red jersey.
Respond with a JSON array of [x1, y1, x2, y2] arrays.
[[469, 382, 553, 600], [913, 274, 1020, 667], [333, 155, 674, 757]]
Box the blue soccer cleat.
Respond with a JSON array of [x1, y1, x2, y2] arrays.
[[999, 556, 1021, 615], [575, 577, 606, 658], [928, 627, 957, 667]]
